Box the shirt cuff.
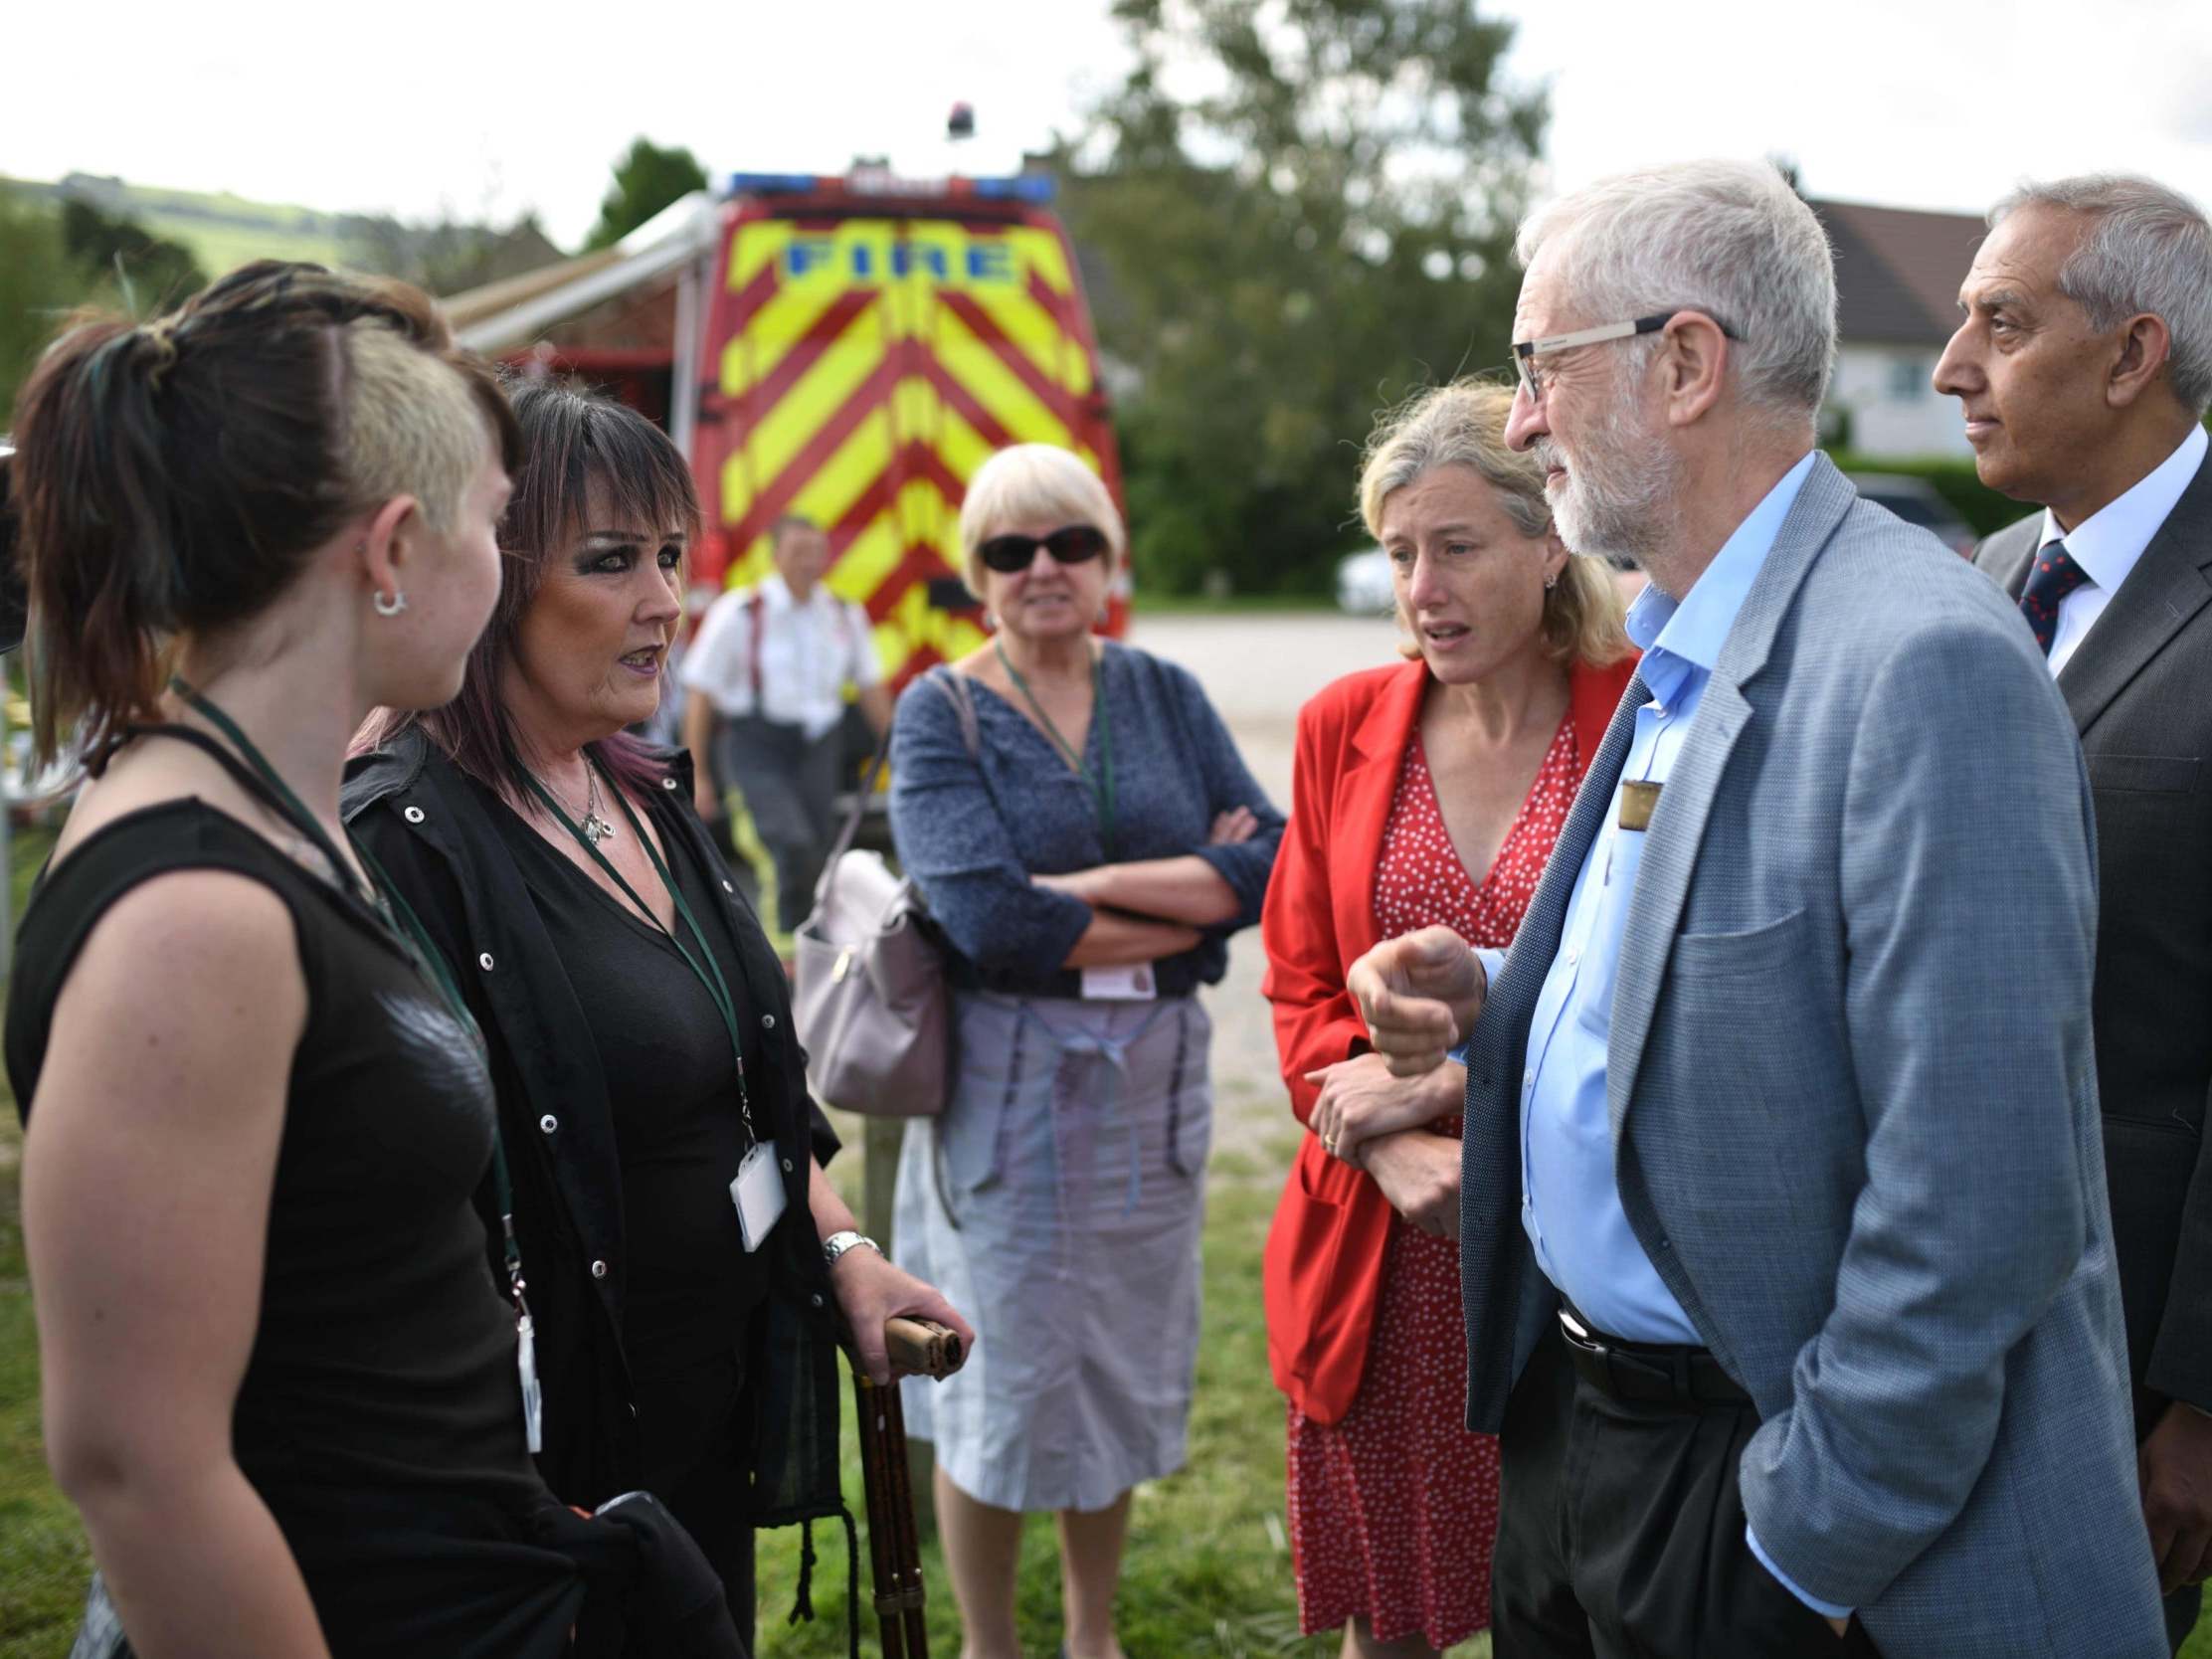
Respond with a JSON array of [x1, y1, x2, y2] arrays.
[[1474, 946, 1507, 989], [1746, 1526, 1851, 1621], [1447, 949, 1509, 1066]]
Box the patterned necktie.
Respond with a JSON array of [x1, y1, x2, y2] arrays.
[[2018, 539, 2092, 656]]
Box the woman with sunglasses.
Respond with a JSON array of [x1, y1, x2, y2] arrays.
[[886, 443, 1283, 1659]]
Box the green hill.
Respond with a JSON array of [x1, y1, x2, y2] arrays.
[[4, 173, 354, 273]]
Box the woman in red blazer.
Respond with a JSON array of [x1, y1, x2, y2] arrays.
[[1261, 381, 1634, 1658]]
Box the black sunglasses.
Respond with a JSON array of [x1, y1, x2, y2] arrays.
[[977, 523, 1109, 574]]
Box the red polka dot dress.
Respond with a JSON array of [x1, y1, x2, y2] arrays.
[[1285, 712, 1583, 1649]]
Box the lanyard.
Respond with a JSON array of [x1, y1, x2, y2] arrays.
[[995, 639, 1117, 856], [520, 760, 761, 1147], [166, 680, 540, 1442]]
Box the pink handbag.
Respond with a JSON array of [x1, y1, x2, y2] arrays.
[[791, 670, 978, 1118]]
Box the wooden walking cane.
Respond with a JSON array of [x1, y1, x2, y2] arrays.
[[854, 1317, 965, 1658]]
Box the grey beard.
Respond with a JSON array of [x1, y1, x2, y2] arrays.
[[1539, 420, 1683, 573]]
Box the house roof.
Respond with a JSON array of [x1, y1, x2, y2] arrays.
[[444, 193, 720, 353], [441, 248, 623, 330], [1811, 198, 1988, 348]]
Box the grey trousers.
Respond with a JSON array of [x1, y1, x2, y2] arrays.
[[712, 714, 842, 935]]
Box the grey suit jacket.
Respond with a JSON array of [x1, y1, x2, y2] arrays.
[[1458, 454, 2166, 1657], [1976, 454, 2212, 1437]]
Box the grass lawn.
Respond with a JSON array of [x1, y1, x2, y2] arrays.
[[749, 1136, 1473, 1659]]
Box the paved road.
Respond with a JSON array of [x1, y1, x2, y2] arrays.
[[1126, 610, 1403, 1159]]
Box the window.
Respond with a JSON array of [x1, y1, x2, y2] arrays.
[[1888, 357, 1930, 401]]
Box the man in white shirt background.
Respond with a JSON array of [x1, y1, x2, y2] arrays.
[[1937, 173, 2212, 1655], [681, 514, 891, 940]]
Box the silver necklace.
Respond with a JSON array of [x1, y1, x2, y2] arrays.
[[549, 762, 618, 846]]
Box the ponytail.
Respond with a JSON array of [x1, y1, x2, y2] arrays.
[[12, 319, 191, 767]]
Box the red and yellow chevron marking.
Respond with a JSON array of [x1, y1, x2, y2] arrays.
[[694, 208, 1122, 681]]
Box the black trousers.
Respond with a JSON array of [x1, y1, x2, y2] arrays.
[[1493, 1324, 1881, 1659], [2165, 1584, 2200, 1656], [714, 714, 843, 935], [634, 1349, 756, 1649]]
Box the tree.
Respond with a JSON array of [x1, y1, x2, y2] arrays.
[[0, 185, 82, 424], [57, 198, 208, 315], [1060, 0, 1546, 594], [344, 210, 564, 296], [585, 138, 709, 252]]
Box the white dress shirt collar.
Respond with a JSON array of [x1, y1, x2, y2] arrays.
[[2037, 423, 2208, 589]]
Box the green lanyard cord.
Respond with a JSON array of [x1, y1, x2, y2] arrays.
[[994, 639, 1116, 857], [167, 679, 529, 1310], [519, 758, 762, 1148]]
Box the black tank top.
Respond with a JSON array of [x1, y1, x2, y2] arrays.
[[4, 800, 587, 1654]]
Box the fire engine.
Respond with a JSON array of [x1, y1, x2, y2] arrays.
[[447, 165, 1127, 681]]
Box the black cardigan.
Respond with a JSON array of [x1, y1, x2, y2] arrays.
[[343, 730, 844, 1534]]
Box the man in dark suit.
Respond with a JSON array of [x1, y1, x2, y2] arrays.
[[1936, 173, 2212, 1652]]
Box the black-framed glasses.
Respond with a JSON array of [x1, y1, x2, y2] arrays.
[[1511, 309, 1742, 403], [977, 523, 1109, 574]]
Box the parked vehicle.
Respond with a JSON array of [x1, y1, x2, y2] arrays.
[[452, 167, 1128, 681], [1847, 472, 1978, 556], [1335, 547, 1396, 615]]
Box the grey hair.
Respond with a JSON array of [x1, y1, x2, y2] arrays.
[[1990, 174, 2212, 417], [1515, 159, 1837, 424]]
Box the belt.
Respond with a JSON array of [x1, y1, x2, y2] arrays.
[[1558, 1308, 1751, 1408]]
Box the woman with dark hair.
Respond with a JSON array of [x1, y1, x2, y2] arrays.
[[348, 379, 972, 1636], [4, 264, 742, 1656]]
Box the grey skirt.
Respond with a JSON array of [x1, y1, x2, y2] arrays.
[[892, 990, 1213, 1513]]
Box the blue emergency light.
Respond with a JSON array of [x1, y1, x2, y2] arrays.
[[726, 171, 1055, 204]]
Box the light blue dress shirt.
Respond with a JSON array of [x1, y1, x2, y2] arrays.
[[1468, 453, 1846, 1622], [1515, 451, 1813, 1343]]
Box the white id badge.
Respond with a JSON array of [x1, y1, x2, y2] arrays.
[[516, 1313, 544, 1453], [1081, 962, 1158, 1001], [731, 1141, 788, 1252]]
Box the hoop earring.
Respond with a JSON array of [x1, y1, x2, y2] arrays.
[[1543, 574, 1560, 592], [373, 589, 408, 618]]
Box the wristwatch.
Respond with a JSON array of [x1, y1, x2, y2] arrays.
[[822, 1229, 881, 1268]]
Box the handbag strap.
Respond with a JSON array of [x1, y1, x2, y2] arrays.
[[936, 662, 982, 759], [813, 665, 981, 904]]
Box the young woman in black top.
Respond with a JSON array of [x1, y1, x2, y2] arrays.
[[5, 265, 740, 1658], [348, 382, 973, 1639]]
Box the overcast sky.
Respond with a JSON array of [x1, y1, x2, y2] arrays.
[[7, 0, 2209, 250]]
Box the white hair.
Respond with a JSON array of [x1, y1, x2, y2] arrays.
[[1991, 174, 2212, 417], [1515, 159, 1838, 425], [956, 444, 1125, 596]]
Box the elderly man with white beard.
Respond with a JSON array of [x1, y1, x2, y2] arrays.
[[1346, 159, 2165, 1658]]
